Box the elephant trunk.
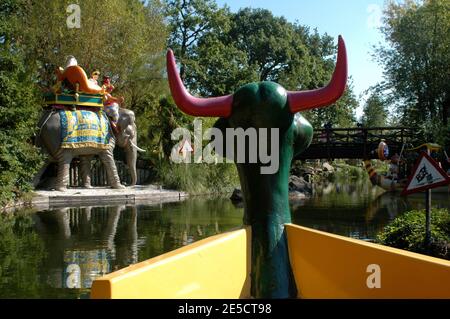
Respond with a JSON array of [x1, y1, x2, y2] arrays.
[[116, 117, 141, 186]]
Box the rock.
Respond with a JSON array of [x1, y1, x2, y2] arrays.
[[299, 167, 315, 175], [230, 188, 243, 202], [288, 175, 312, 195], [294, 167, 315, 183], [230, 178, 312, 205], [322, 162, 335, 172], [289, 191, 306, 200]]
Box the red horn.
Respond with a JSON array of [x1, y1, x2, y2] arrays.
[[287, 35, 348, 113], [166, 49, 233, 117]]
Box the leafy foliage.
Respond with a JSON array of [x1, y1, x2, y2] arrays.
[[164, 2, 358, 128], [304, 82, 358, 128], [0, 0, 43, 205], [164, 0, 230, 80], [375, 0, 450, 143], [19, 1, 167, 93], [136, 96, 192, 163], [361, 92, 388, 127], [377, 209, 450, 259]]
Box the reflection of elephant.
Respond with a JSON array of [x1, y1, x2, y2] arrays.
[[35, 108, 142, 191], [35, 205, 138, 289]]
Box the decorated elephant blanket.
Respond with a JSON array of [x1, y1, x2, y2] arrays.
[[60, 110, 111, 149]]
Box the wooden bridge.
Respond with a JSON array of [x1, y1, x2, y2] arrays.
[[295, 127, 417, 160]]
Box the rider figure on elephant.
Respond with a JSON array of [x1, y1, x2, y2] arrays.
[[89, 69, 101, 86], [102, 75, 124, 135]]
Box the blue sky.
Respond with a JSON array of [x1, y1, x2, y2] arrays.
[[215, 0, 388, 119]]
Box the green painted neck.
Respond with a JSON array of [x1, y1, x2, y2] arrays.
[[212, 81, 313, 298], [236, 125, 297, 298], [238, 147, 292, 226]]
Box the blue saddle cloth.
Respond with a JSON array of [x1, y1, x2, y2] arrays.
[[60, 110, 111, 149]]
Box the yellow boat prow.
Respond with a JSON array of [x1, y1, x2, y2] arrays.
[[286, 224, 450, 298], [91, 224, 450, 299], [91, 227, 252, 299]]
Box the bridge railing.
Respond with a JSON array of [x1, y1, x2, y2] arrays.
[[312, 127, 416, 146], [298, 127, 417, 160]]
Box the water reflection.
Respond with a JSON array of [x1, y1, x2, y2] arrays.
[[0, 198, 243, 298], [291, 180, 450, 241], [0, 184, 448, 298], [36, 206, 136, 291]]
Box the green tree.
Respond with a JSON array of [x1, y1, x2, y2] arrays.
[[164, 0, 230, 80], [361, 92, 388, 127], [163, 2, 359, 196], [138, 96, 191, 160], [19, 0, 168, 110], [304, 81, 358, 128], [168, 5, 357, 127], [0, 0, 43, 205], [192, 8, 337, 95], [376, 0, 450, 143]]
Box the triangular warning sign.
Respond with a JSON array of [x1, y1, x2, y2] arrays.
[[401, 151, 450, 195], [179, 139, 193, 157]]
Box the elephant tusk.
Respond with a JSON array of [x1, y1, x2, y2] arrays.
[[130, 140, 146, 152]]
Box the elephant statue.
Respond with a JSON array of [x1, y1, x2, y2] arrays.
[[35, 107, 143, 191]]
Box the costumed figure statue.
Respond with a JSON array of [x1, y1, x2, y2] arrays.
[[89, 69, 101, 85], [102, 76, 123, 135], [52, 55, 78, 94]]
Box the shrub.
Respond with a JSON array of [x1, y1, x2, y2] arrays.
[[0, 53, 43, 206], [376, 209, 450, 259]]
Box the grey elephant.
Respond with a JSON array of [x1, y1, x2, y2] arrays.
[[35, 107, 144, 191]]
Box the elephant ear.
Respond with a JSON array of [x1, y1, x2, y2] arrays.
[[292, 113, 313, 157]]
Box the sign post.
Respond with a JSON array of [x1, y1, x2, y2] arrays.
[[401, 151, 450, 248], [425, 150, 431, 247]]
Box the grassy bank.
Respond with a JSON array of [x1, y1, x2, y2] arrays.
[[156, 161, 240, 195]]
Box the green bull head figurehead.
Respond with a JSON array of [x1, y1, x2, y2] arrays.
[[166, 36, 347, 298]]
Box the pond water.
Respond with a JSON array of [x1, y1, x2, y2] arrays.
[[1, 182, 449, 298]]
